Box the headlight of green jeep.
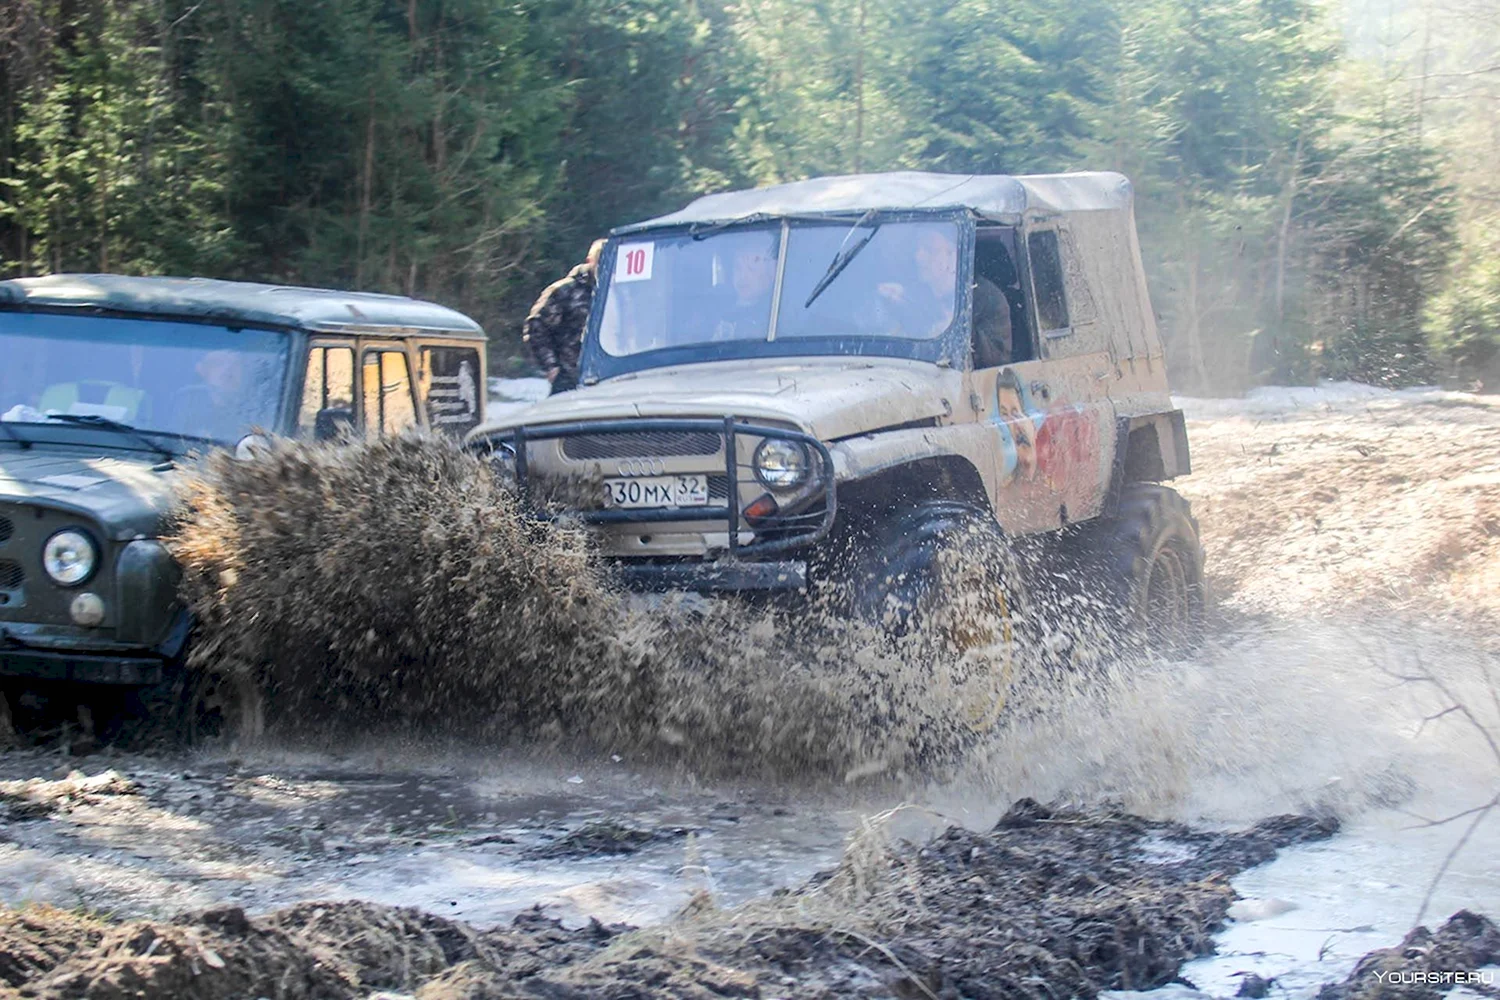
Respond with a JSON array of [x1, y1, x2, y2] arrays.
[[43, 529, 98, 586], [753, 439, 810, 490]]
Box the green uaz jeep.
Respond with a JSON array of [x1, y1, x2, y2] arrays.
[[0, 275, 486, 726]]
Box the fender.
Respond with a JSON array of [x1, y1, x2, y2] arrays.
[[828, 423, 998, 496]]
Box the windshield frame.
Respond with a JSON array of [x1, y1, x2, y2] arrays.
[[581, 208, 976, 382], [0, 306, 305, 449]]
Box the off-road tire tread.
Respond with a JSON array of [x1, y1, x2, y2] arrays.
[[851, 500, 1000, 631], [1070, 483, 1205, 638]]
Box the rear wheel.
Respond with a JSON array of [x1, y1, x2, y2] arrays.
[[1067, 484, 1206, 652], [847, 501, 1024, 732]]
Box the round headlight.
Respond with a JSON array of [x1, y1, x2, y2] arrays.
[[753, 439, 811, 490], [43, 529, 98, 586]]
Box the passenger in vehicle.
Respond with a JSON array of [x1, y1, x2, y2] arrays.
[[972, 243, 1016, 367], [710, 238, 777, 342]]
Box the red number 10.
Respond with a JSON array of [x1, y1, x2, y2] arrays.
[[625, 249, 646, 275]]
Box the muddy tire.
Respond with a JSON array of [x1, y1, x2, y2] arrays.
[[109, 651, 261, 747], [1068, 484, 1206, 652], [848, 501, 1024, 731]]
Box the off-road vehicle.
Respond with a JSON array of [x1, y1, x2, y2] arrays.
[[0, 275, 486, 728], [470, 171, 1203, 653]]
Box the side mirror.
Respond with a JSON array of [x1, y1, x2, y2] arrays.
[[313, 407, 355, 442]]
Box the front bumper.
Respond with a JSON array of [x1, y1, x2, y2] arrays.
[[618, 559, 807, 592], [0, 646, 164, 685], [484, 416, 837, 584], [0, 610, 186, 686]]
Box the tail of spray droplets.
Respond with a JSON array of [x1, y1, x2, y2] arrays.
[[169, 433, 1498, 809], [169, 435, 1077, 778]]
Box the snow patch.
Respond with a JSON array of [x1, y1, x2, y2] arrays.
[[1173, 379, 1496, 420]]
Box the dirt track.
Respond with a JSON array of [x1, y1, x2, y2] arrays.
[[0, 804, 1344, 1000], [1176, 386, 1500, 623], [1, 383, 1499, 998]]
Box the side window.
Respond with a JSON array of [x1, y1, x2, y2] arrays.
[[974, 229, 1033, 366], [361, 349, 418, 436], [1058, 229, 1097, 325], [1027, 230, 1070, 333], [417, 346, 482, 435], [297, 345, 355, 436]]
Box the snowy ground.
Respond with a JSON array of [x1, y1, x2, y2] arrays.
[[486, 376, 550, 423], [3, 380, 1498, 998], [1129, 380, 1500, 997]]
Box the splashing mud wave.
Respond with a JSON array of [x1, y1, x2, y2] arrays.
[[169, 437, 1030, 779]]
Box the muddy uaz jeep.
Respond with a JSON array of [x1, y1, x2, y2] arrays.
[[470, 172, 1203, 646]]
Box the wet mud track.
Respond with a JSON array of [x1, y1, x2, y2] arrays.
[[0, 802, 1358, 1000], [0, 749, 854, 929], [3, 384, 1500, 997]]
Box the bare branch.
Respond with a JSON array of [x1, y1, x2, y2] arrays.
[[1399, 792, 1500, 830], [1412, 703, 1463, 739], [1415, 800, 1496, 927]]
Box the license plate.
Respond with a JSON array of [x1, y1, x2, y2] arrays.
[[603, 474, 709, 509]]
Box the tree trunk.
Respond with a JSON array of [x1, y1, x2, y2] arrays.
[[356, 87, 375, 286], [1273, 132, 1304, 369], [1177, 189, 1210, 392], [852, 0, 865, 173]]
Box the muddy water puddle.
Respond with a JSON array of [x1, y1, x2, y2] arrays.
[[0, 747, 865, 927]]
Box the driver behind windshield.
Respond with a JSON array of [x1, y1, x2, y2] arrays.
[[172, 349, 253, 440], [1, 312, 288, 444], [873, 228, 960, 338]]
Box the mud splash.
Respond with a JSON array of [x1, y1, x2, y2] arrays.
[[168, 436, 1038, 780]]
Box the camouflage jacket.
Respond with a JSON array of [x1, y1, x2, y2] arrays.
[[522, 263, 595, 379]]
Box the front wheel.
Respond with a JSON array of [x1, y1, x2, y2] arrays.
[[846, 501, 1025, 732], [111, 650, 263, 747]]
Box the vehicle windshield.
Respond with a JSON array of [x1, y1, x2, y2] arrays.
[[598, 218, 959, 357], [0, 312, 290, 444]]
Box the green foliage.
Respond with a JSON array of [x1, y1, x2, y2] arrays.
[[0, 0, 1482, 387], [1304, 96, 1456, 385], [0, 1, 234, 275], [1427, 251, 1500, 385]]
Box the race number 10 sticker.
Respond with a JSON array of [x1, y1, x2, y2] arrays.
[[615, 242, 655, 283]]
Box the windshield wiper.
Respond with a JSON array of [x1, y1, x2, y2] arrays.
[[803, 209, 882, 309], [45, 414, 179, 462]]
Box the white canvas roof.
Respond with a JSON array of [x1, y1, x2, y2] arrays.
[[616, 171, 1133, 233]]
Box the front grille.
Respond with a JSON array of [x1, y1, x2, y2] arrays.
[[0, 560, 22, 590], [709, 475, 729, 501], [562, 430, 721, 461], [0, 516, 11, 544]]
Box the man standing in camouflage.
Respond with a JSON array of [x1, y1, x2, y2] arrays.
[[523, 239, 605, 394]]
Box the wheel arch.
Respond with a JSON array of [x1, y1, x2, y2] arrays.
[[828, 423, 999, 531], [1104, 410, 1191, 517], [834, 454, 993, 528]]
